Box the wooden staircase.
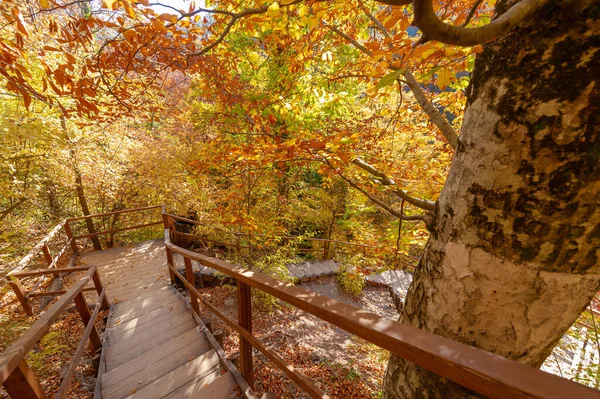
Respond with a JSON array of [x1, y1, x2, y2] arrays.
[[100, 286, 241, 399]]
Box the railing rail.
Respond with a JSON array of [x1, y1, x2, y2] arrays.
[[0, 266, 109, 398], [6, 205, 163, 316], [162, 212, 600, 399]]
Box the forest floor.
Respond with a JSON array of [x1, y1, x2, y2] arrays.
[[196, 276, 398, 399]]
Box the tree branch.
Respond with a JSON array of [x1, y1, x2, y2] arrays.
[[413, 0, 549, 46], [326, 23, 459, 150], [351, 157, 436, 211], [338, 173, 430, 224]]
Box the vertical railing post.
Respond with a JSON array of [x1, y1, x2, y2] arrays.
[[237, 281, 253, 387], [41, 244, 52, 266], [63, 220, 78, 254], [2, 359, 47, 399], [165, 247, 176, 285], [184, 256, 199, 315], [323, 241, 328, 260], [91, 270, 110, 310], [73, 292, 102, 351], [7, 276, 33, 316], [162, 205, 176, 285]]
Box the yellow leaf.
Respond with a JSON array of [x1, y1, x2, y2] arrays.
[[267, 2, 280, 18], [283, 138, 296, 147], [39, 0, 50, 8], [152, 18, 167, 32], [437, 67, 453, 89], [103, 0, 117, 10]]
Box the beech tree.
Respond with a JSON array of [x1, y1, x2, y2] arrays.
[[1, 0, 598, 397]]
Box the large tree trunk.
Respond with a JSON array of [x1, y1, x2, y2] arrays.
[[384, 3, 599, 398]]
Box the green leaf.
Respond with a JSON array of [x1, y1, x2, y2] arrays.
[[376, 69, 404, 89]]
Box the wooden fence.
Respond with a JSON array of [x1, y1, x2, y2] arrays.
[[5, 205, 163, 316], [0, 266, 109, 398], [161, 208, 600, 399], [4, 205, 600, 398]]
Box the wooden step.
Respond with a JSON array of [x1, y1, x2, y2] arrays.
[[105, 312, 194, 357], [109, 293, 182, 327], [108, 305, 188, 344], [102, 343, 211, 399], [108, 279, 171, 299], [111, 284, 175, 304], [106, 318, 197, 370], [183, 372, 239, 399], [122, 350, 221, 399], [111, 288, 177, 315], [104, 273, 169, 291], [103, 327, 209, 389]]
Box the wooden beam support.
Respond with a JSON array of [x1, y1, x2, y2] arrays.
[[63, 221, 78, 254], [237, 281, 253, 388], [92, 270, 110, 310], [41, 244, 52, 266], [184, 257, 199, 315], [7, 277, 33, 316], [165, 247, 176, 285], [2, 360, 47, 399], [73, 292, 102, 351]]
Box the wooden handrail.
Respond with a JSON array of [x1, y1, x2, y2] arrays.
[[167, 263, 328, 398], [0, 266, 108, 398], [67, 204, 163, 221], [73, 221, 162, 239], [56, 288, 105, 399], [0, 266, 97, 384], [167, 213, 374, 248], [9, 220, 66, 276], [164, 241, 600, 399]]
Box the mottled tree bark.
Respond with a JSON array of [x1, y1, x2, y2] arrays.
[[384, 2, 599, 397]]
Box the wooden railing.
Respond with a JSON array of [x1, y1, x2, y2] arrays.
[[162, 209, 600, 399], [6, 205, 163, 316], [0, 266, 109, 399], [167, 213, 381, 262]]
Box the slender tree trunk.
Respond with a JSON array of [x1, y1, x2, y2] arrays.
[[61, 117, 102, 251], [384, 3, 599, 398]]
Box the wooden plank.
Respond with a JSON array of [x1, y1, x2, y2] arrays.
[[2, 360, 47, 399], [109, 293, 181, 325], [92, 269, 110, 310], [185, 256, 200, 315], [28, 287, 97, 298], [111, 285, 175, 304], [6, 277, 33, 316], [41, 243, 52, 265], [102, 342, 208, 399], [102, 327, 208, 389], [68, 205, 163, 221], [186, 372, 237, 399], [111, 288, 176, 313], [106, 312, 193, 355], [56, 289, 105, 399], [63, 221, 78, 254], [107, 302, 187, 339], [124, 351, 220, 399], [12, 265, 91, 277], [8, 220, 66, 275], [237, 281, 253, 388], [93, 334, 109, 399], [74, 291, 102, 351], [107, 278, 170, 296], [167, 243, 600, 399], [106, 320, 196, 369], [0, 267, 95, 384]]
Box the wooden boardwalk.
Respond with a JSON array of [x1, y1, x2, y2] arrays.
[[78, 239, 244, 399]]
